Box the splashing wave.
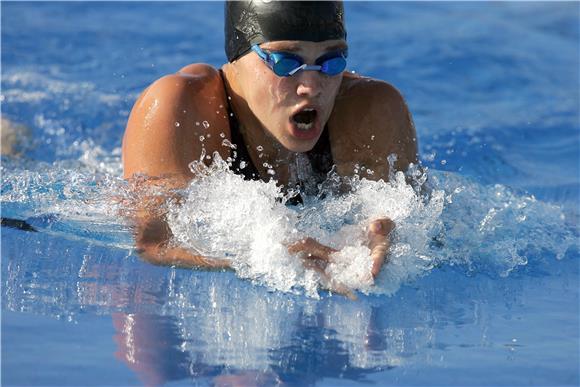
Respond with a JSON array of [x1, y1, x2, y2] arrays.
[[2, 149, 576, 297]]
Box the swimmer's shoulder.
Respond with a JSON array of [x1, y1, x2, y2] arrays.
[[329, 72, 418, 178], [139, 63, 227, 105], [334, 72, 410, 120], [123, 64, 231, 180]]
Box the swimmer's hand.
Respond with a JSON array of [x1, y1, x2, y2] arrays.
[[367, 218, 395, 278], [288, 218, 395, 298]]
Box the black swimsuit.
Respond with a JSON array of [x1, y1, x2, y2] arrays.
[[219, 70, 334, 202]]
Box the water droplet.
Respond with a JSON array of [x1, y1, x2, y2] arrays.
[[371, 135, 375, 141], [441, 159, 447, 165], [174, 122, 180, 127], [256, 145, 264, 152], [222, 139, 237, 149], [195, 121, 200, 126], [202, 121, 210, 129], [219, 132, 225, 138], [199, 135, 205, 142], [239, 161, 247, 169]]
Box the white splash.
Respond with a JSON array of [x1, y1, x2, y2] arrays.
[[165, 155, 575, 297]]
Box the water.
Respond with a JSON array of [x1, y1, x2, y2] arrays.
[[2, 2, 579, 386]]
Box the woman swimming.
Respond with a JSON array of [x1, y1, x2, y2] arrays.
[[122, 1, 418, 290]]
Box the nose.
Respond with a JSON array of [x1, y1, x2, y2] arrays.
[[295, 71, 322, 98]]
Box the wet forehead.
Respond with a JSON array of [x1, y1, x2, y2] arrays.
[[261, 39, 347, 53]]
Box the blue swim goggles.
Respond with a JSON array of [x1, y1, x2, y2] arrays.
[[251, 44, 348, 77]]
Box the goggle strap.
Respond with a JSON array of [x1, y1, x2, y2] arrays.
[[288, 64, 322, 76], [251, 45, 269, 61]]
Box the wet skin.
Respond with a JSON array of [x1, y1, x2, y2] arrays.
[[122, 39, 418, 294]]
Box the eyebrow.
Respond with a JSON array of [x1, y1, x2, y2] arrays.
[[263, 42, 348, 53], [325, 43, 348, 52]]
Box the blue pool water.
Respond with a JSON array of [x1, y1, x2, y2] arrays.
[[1, 2, 579, 386]]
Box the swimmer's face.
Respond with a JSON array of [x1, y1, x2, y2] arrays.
[[234, 39, 347, 153]]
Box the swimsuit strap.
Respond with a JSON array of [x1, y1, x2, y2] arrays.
[[219, 69, 261, 181]]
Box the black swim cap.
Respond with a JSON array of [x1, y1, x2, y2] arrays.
[[225, 1, 347, 62]]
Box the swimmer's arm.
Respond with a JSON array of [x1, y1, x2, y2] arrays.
[[122, 65, 232, 269], [134, 212, 230, 270], [297, 77, 418, 284], [125, 176, 231, 270]]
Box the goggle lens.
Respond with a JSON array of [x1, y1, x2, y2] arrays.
[[320, 56, 347, 76], [272, 56, 303, 77]]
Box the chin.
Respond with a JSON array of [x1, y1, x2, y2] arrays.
[[281, 137, 318, 153]]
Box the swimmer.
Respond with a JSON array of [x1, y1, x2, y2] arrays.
[[122, 1, 418, 289]]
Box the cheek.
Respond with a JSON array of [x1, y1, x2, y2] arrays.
[[320, 76, 342, 116], [325, 76, 342, 100], [244, 69, 273, 110], [267, 77, 293, 107]]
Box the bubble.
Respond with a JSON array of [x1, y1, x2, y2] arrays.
[[174, 122, 180, 127]]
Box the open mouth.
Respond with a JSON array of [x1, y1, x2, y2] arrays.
[[291, 108, 317, 131]]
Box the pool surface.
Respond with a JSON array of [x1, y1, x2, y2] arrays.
[[2, 2, 579, 386]]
